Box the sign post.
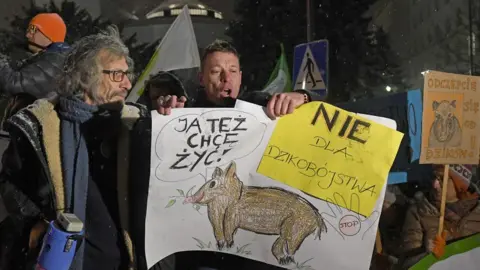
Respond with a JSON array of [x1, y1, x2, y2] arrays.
[[292, 40, 329, 98], [419, 70, 480, 242]]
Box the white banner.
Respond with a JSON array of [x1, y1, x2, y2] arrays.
[[126, 5, 200, 102]]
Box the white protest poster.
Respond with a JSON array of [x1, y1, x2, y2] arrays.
[[146, 101, 404, 269]]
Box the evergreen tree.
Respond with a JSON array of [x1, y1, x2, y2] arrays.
[[0, 0, 157, 77], [436, 6, 480, 75], [356, 26, 408, 99], [227, 0, 407, 102]]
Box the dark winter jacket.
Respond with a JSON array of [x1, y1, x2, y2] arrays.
[[0, 43, 71, 130], [0, 42, 70, 98], [0, 95, 151, 270]]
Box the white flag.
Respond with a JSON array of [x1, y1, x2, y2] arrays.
[[126, 5, 201, 102]]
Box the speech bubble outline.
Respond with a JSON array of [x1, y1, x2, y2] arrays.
[[154, 109, 268, 182]]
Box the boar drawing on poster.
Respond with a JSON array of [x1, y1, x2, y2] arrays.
[[420, 71, 480, 164], [146, 101, 403, 270]]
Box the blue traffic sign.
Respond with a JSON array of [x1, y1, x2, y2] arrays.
[[292, 40, 329, 97]]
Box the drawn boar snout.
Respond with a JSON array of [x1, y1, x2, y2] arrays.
[[184, 192, 204, 204]]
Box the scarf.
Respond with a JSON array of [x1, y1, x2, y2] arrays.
[[58, 96, 98, 270]]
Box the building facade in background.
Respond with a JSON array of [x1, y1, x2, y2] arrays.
[[370, 0, 478, 90], [122, 0, 229, 51]]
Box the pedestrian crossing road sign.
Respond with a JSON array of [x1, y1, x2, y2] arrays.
[[292, 40, 329, 98]]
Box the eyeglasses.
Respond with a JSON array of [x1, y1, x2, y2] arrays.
[[27, 24, 37, 35], [102, 70, 133, 82]]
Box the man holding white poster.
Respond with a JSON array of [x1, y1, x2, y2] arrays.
[[149, 39, 333, 270]]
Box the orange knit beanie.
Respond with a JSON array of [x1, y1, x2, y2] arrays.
[[29, 13, 66, 43]]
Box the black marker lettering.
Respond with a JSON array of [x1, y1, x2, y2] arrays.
[[275, 151, 290, 162], [264, 145, 281, 157], [186, 118, 202, 133], [302, 162, 317, 177], [224, 133, 239, 145], [335, 147, 352, 159], [338, 115, 353, 137], [213, 134, 223, 147], [363, 185, 377, 197], [206, 118, 220, 133], [347, 120, 370, 144], [233, 117, 247, 131], [190, 150, 207, 172], [187, 133, 198, 148], [219, 117, 232, 132], [170, 149, 190, 170], [222, 148, 232, 155], [205, 150, 218, 165], [318, 172, 334, 189], [200, 135, 211, 148], [311, 103, 339, 131], [287, 154, 298, 166], [174, 118, 188, 132], [314, 136, 327, 148]]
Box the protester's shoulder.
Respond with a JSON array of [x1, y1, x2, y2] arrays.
[[36, 49, 68, 64], [35, 43, 70, 64], [8, 94, 59, 126]]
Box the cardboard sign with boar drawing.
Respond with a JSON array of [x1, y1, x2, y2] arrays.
[[420, 70, 480, 164], [146, 101, 403, 269]]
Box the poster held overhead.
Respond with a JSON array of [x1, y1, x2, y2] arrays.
[[420, 71, 480, 165], [419, 70, 480, 254]]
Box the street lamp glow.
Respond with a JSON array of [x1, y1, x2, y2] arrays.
[[386, 86, 392, 92]]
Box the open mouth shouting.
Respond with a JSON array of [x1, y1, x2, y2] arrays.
[[220, 88, 232, 97]]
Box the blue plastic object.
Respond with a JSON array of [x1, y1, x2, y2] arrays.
[[36, 221, 83, 270]]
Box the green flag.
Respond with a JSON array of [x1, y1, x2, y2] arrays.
[[263, 44, 292, 94]]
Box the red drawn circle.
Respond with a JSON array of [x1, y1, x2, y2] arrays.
[[338, 215, 361, 236]]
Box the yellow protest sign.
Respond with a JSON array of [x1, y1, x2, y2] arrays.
[[257, 102, 404, 217]]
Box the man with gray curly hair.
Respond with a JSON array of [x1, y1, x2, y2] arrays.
[[0, 25, 153, 270]]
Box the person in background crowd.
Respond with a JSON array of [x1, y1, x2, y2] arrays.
[[0, 25, 154, 270], [0, 13, 70, 125], [399, 164, 480, 268], [140, 71, 190, 111], [156, 39, 324, 119]]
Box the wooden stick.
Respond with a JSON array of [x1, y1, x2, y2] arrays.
[[375, 231, 383, 254], [438, 164, 450, 236]]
